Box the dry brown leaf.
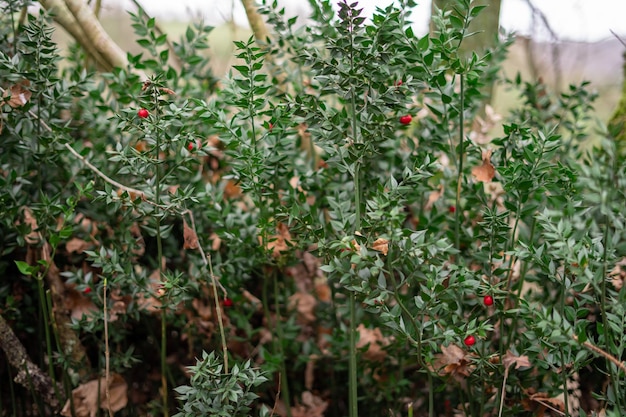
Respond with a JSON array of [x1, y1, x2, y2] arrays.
[[3, 80, 32, 108], [425, 184, 443, 210], [356, 324, 389, 362], [291, 391, 329, 417], [20, 207, 40, 245], [61, 373, 128, 417], [433, 344, 474, 381], [66, 289, 98, 321], [261, 222, 292, 258], [609, 257, 626, 290], [371, 238, 389, 256], [137, 269, 163, 313], [502, 350, 531, 370], [182, 219, 199, 250], [65, 237, 92, 254], [523, 390, 565, 416], [471, 150, 495, 183], [289, 292, 317, 324]]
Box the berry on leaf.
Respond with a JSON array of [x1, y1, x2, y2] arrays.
[[399, 115, 412, 125], [137, 108, 149, 119], [187, 142, 194, 151], [83, 287, 91, 295], [464, 335, 476, 346], [483, 295, 494, 306]]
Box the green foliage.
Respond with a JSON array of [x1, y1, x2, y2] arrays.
[[173, 351, 268, 417], [1, 0, 625, 416]]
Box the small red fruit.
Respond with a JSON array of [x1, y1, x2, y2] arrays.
[[137, 108, 149, 118], [268, 122, 274, 131], [483, 295, 494, 306], [83, 287, 91, 294], [464, 335, 476, 346], [187, 142, 194, 151], [395, 80, 403, 87], [448, 205, 456, 213], [223, 298, 233, 307], [399, 115, 412, 125]]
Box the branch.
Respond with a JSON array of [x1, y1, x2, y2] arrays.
[[62, 0, 129, 69], [240, 0, 270, 45], [39, 0, 112, 71], [0, 313, 64, 411]]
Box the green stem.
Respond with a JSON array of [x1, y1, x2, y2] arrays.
[[349, 84, 361, 417], [153, 89, 168, 417], [455, 74, 465, 254], [272, 271, 293, 417]]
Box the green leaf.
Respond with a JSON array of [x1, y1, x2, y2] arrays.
[[15, 261, 34, 276]]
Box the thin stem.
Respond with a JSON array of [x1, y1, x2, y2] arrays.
[[348, 84, 360, 417], [103, 278, 113, 417], [455, 74, 465, 254], [152, 88, 168, 417], [272, 271, 292, 417], [208, 255, 229, 373]]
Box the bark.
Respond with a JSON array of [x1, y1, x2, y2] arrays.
[[0, 313, 65, 411], [240, 0, 270, 45], [39, 0, 112, 71]]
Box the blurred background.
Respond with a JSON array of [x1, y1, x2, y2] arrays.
[[52, 0, 626, 123]]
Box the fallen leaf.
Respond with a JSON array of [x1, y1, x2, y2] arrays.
[[425, 184, 443, 210], [609, 257, 626, 290], [291, 391, 328, 417], [433, 344, 474, 381], [502, 350, 531, 370], [183, 219, 199, 250], [61, 373, 128, 417], [261, 222, 292, 258], [356, 324, 389, 362], [66, 288, 98, 321], [371, 238, 389, 256], [65, 237, 92, 254], [3, 80, 32, 108], [471, 149, 495, 183], [289, 292, 317, 324]]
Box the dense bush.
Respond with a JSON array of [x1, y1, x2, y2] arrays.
[[0, 0, 625, 416]]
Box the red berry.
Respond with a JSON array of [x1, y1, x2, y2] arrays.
[[399, 115, 412, 125], [448, 205, 456, 213], [268, 123, 274, 131], [137, 108, 149, 118], [83, 287, 91, 294], [464, 335, 476, 346], [187, 142, 194, 151], [223, 298, 233, 307], [395, 80, 403, 87], [483, 295, 494, 306]]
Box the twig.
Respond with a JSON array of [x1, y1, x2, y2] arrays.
[[610, 29, 626, 48], [573, 335, 626, 374], [522, 0, 563, 91], [103, 278, 114, 417]]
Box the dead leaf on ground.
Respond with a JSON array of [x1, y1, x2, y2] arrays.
[[3, 80, 32, 108], [261, 222, 293, 258], [521, 389, 565, 416], [61, 373, 128, 417], [471, 149, 495, 183], [356, 324, 389, 362], [371, 238, 389, 256], [425, 184, 443, 210], [502, 350, 531, 370], [65, 237, 92, 254], [66, 288, 98, 321], [433, 344, 474, 381], [289, 292, 317, 324], [609, 257, 626, 290], [182, 218, 199, 250], [291, 391, 329, 417]]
